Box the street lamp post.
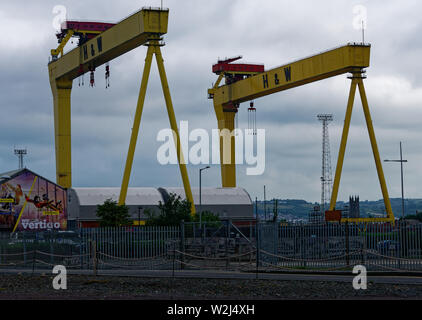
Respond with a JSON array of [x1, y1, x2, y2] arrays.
[[199, 166, 210, 227], [384, 142, 408, 219]]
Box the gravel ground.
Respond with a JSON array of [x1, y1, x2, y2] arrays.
[[1, 274, 422, 300]]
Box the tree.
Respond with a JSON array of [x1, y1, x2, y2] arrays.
[[145, 193, 192, 226], [96, 199, 132, 227], [144, 193, 224, 226], [145, 193, 223, 226], [404, 211, 422, 222], [193, 210, 222, 227]]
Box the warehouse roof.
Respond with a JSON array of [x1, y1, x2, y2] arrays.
[[0, 169, 22, 182], [71, 187, 163, 206], [163, 187, 252, 205], [71, 187, 252, 206], [0, 168, 58, 186]]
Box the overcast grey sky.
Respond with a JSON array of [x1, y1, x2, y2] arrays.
[[0, 0, 421, 204]]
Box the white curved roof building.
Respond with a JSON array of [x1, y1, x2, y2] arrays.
[[68, 187, 253, 227], [70, 187, 163, 206], [164, 187, 252, 206]]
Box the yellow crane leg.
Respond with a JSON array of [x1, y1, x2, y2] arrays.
[[118, 45, 155, 205], [215, 108, 237, 188], [329, 78, 358, 210], [357, 79, 394, 221], [154, 45, 196, 215], [330, 72, 394, 223], [51, 79, 73, 189]]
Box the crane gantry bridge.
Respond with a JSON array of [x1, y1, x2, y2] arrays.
[[48, 8, 196, 214], [48, 7, 394, 223], [208, 44, 395, 223]]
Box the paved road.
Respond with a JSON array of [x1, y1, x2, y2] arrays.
[[1, 268, 422, 285]]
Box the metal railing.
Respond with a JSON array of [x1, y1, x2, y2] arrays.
[[258, 221, 422, 272], [0, 221, 421, 273], [0, 226, 179, 271]]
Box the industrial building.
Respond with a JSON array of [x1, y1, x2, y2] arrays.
[[0, 168, 254, 230], [0, 168, 67, 232], [68, 187, 254, 228]]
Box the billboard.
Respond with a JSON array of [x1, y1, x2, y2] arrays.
[[0, 170, 67, 231]]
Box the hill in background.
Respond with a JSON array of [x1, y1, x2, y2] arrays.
[[254, 198, 422, 222]]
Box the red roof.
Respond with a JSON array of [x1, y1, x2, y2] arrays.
[[61, 21, 115, 33]]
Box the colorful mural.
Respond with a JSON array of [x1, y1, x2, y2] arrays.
[[0, 170, 67, 231]]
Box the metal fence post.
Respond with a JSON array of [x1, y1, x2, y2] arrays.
[[172, 240, 175, 278], [32, 238, 36, 274], [79, 229, 83, 270], [345, 222, 350, 267], [364, 225, 368, 266], [180, 220, 185, 270], [226, 220, 231, 269], [273, 221, 278, 266], [360, 226, 365, 266], [301, 226, 306, 268], [91, 240, 97, 276], [398, 221, 403, 269], [50, 235, 54, 266], [256, 222, 260, 277], [23, 232, 27, 266]]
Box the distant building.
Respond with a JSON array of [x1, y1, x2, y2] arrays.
[[68, 187, 254, 228], [348, 196, 360, 218], [0, 169, 67, 232], [0, 168, 255, 231], [308, 205, 324, 224]]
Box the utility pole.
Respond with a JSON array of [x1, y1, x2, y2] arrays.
[[384, 142, 407, 219]]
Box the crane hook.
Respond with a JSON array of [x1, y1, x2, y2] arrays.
[[105, 63, 110, 88], [248, 101, 257, 135], [89, 66, 95, 87], [78, 64, 84, 87]]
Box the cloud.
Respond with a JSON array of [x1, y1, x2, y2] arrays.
[[0, 0, 421, 209]]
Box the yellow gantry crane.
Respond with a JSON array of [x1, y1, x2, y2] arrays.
[[208, 43, 394, 223], [48, 8, 196, 214]]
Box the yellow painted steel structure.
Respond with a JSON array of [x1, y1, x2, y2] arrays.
[[48, 8, 196, 214], [51, 30, 74, 59], [208, 43, 394, 223]]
